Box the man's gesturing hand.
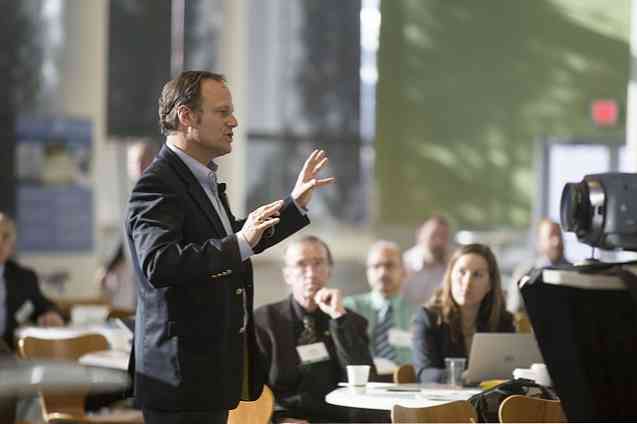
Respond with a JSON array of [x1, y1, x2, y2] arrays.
[[314, 288, 346, 319], [238, 200, 283, 248], [291, 149, 336, 209]]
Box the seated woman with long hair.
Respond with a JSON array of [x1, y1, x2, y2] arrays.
[[412, 243, 514, 383]]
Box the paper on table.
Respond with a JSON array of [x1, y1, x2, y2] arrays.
[[419, 387, 481, 401], [512, 368, 536, 381], [78, 350, 129, 371], [373, 356, 398, 375]]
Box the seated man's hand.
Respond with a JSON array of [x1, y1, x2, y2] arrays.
[[278, 419, 309, 424], [37, 311, 64, 327], [314, 288, 346, 319]]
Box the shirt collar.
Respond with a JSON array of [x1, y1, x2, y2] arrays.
[[370, 290, 399, 311], [289, 295, 325, 321], [0, 264, 5, 279], [166, 142, 218, 188]]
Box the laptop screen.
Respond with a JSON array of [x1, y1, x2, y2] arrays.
[[464, 333, 543, 383]]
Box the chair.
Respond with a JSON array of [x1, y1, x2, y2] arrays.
[[107, 307, 135, 321], [227, 384, 274, 424], [393, 363, 416, 384], [392, 400, 478, 423], [17, 334, 143, 424], [498, 395, 567, 423]]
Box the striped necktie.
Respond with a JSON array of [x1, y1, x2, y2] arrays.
[[373, 303, 397, 361]]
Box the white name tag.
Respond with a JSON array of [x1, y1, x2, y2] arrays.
[[15, 300, 34, 324], [388, 327, 412, 348], [296, 342, 330, 364]]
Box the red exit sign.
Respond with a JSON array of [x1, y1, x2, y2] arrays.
[[591, 99, 619, 127]]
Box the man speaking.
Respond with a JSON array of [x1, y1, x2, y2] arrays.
[[126, 70, 334, 424]]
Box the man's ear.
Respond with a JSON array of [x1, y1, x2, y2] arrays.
[[176, 105, 196, 129], [282, 267, 292, 287]]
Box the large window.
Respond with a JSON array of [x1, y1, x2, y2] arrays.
[[246, 0, 367, 225]]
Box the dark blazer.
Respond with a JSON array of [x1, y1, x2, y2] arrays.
[[413, 305, 515, 383], [126, 145, 309, 412], [2, 260, 59, 349], [254, 296, 375, 422]]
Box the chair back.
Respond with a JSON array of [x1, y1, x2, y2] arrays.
[[393, 363, 416, 384], [17, 333, 110, 361], [227, 385, 274, 424], [499, 394, 567, 423], [17, 334, 111, 421], [392, 400, 478, 423]]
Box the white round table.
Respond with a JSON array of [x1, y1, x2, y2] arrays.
[[325, 383, 481, 411]]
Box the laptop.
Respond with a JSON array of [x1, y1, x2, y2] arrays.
[[463, 333, 543, 384]]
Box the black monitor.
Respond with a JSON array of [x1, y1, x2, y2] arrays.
[[521, 267, 637, 421]]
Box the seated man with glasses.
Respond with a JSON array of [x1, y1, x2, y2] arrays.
[[254, 235, 382, 423]]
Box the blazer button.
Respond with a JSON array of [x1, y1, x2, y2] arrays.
[[236, 288, 243, 295]]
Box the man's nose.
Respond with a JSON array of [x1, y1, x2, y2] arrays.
[[228, 114, 238, 127]]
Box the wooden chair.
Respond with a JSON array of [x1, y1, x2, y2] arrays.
[[17, 334, 143, 424], [227, 384, 274, 424], [107, 307, 135, 321], [393, 363, 416, 384], [499, 395, 567, 423], [392, 400, 478, 423]]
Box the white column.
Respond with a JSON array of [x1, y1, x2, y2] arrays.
[[23, 0, 108, 298], [626, 0, 637, 171], [217, 0, 248, 216]]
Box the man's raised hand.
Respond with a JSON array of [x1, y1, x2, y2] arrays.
[[291, 149, 335, 209]]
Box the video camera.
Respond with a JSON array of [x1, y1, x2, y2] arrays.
[[560, 172, 637, 251]]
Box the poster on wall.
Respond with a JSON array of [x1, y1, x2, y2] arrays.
[[15, 117, 93, 252]]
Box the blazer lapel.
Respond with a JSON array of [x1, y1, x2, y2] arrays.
[[217, 183, 239, 231], [158, 146, 228, 237]]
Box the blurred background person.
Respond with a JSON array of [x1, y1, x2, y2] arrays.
[[412, 243, 514, 383], [344, 241, 416, 371], [96, 141, 158, 310], [506, 218, 570, 314], [0, 213, 63, 350], [401, 215, 451, 306], [255, 236, 379, 423]]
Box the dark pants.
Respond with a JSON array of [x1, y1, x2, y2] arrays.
[[142, 408, 228, 424]]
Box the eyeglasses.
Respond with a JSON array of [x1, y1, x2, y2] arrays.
[[286, 259, 329, 273]]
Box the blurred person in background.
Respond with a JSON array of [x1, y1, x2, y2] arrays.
[[96, 141, 158, 311], [344, 241, 416, 369], [412, 243, 514, 383], [402, 215, 451, 305], [506, 218, 570, 314], [255, 236, 379, 423], [0, 213, 63, 349]]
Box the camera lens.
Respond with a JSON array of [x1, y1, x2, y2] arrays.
[[560, 181, 591, 233]]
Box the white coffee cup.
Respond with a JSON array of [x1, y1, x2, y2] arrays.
[[346, 365, 370, 386], [531, 363, 552, 386]]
